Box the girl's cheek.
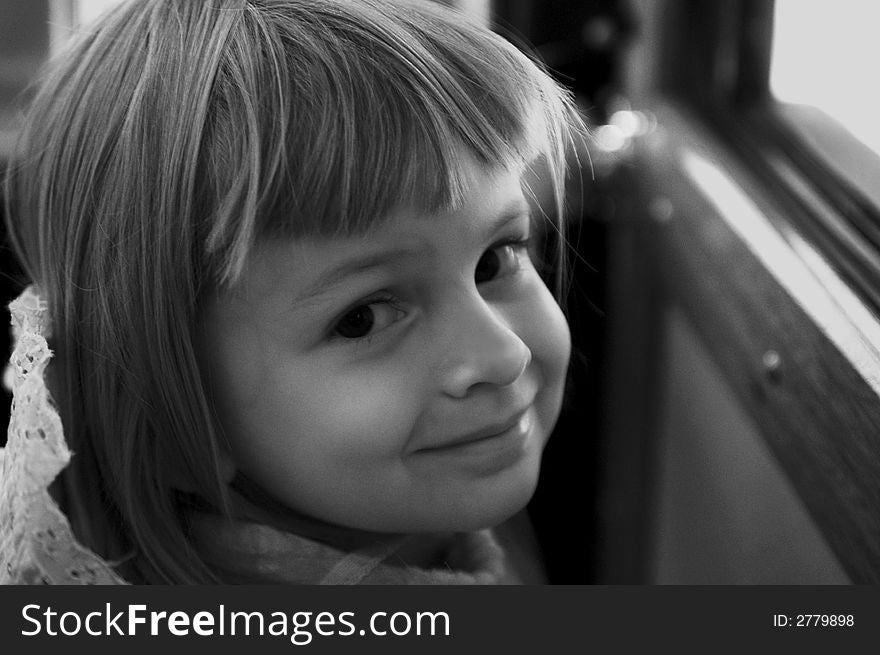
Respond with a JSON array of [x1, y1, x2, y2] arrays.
[[549, 297, 572, 372], [520, 278, 572, 380], [308, 367, 421, 449]]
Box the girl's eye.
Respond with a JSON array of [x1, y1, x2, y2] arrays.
[[334, 300, 402, 340], [474, 239, 531, 284]]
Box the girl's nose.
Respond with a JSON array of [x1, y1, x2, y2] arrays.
[[441, 298, 532, 399]]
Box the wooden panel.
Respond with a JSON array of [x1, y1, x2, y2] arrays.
[[630, 103, 880, 582], [652, 306, 850, 583]]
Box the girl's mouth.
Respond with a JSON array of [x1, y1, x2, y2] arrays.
[[421, 407, 531, 452]]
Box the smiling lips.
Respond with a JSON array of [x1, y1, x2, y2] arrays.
[[419, 408, 532, 453]]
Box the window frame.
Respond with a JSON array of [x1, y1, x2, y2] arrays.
[[598, 0, 880, 582], [666, 0, 880, 315]]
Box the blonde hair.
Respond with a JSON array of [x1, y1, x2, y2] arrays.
[[4, 0, 585, 583]]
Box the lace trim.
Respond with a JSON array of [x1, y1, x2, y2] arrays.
[[0, 287, 126, 584]]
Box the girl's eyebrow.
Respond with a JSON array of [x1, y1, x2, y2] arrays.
[[294, 200, 531, 306], [294, 245, 426, 306]]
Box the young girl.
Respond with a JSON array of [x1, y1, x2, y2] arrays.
[[1, 0, 586, 584]]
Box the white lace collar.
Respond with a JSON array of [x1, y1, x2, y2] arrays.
[[0, 287, 126, 584]]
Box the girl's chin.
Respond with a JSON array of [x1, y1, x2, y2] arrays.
[[272, 450, 545, 536], [379, 465, 542, 534]]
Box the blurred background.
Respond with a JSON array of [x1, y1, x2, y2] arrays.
[[3, 0, 880, 584]]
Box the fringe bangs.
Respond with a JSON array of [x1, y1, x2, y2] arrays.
[[203, 0, 582, 287]]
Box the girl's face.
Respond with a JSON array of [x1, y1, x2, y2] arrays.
[[200, 161, 570, 533]]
